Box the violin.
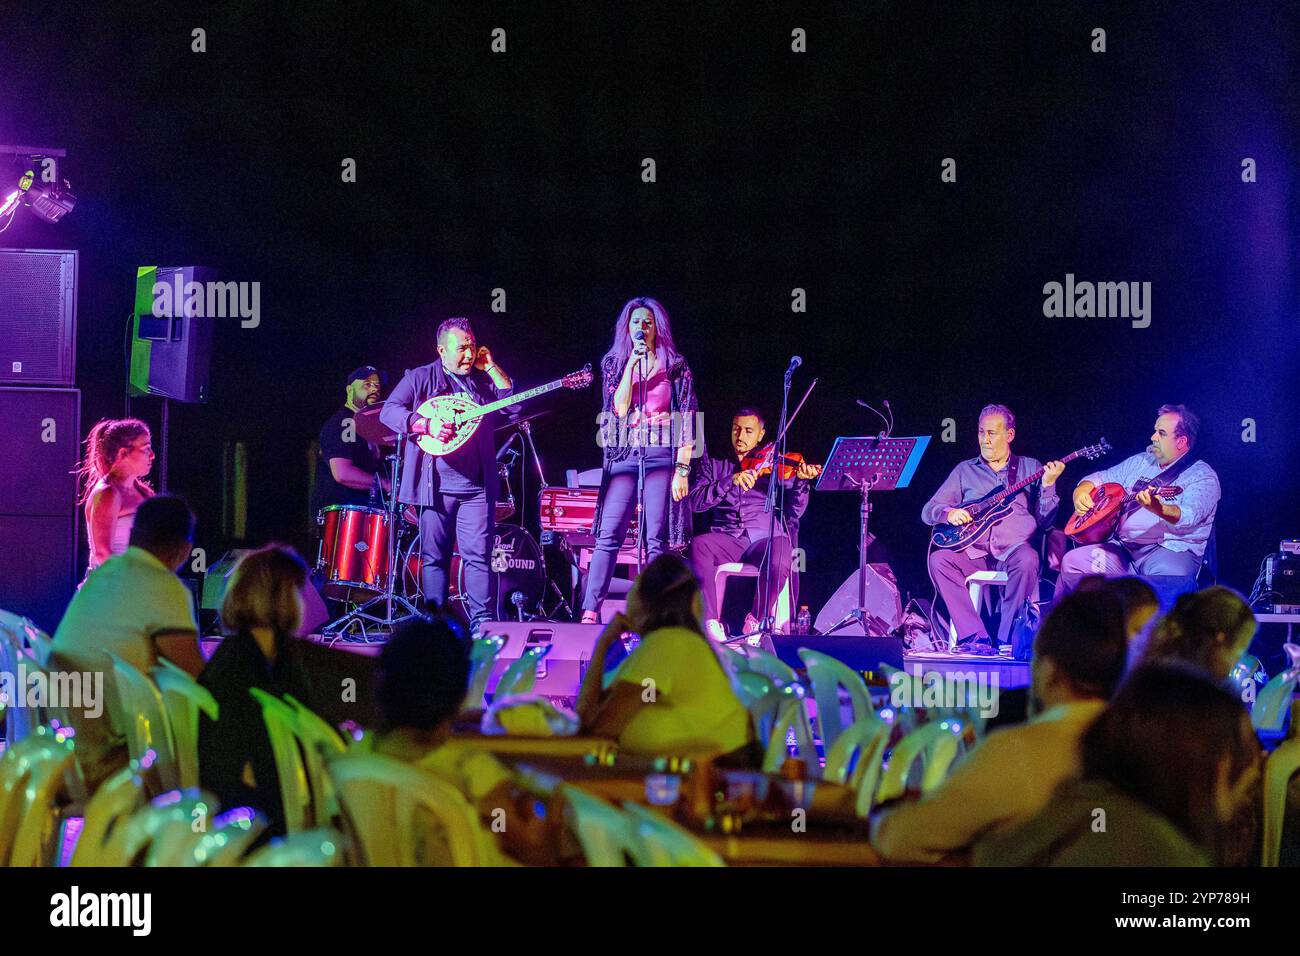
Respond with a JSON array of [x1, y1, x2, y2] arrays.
[[740, 444, 824, 481]]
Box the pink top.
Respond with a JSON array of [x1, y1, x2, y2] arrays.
[[635, 367, 672, 418]]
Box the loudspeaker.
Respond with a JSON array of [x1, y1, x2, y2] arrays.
[[814, 563, 903, 635], [0, 249, 78, 385], [0, 387, 80, 632], [771, 634, 905, 684], [129, 266, 214, 403], [480, 621, 603, 699]]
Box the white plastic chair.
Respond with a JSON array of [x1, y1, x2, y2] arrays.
[[822, 716, 894, 817], [244, 827, 346, 867], [561, 784, 636, 867], [106, 652, 180, 793], [948, 570, 1008, 649], [875, 719, 963, 806], [798, 647, 881, 752], [622, 801, 725, 866], [761, 696, 819, 775], [493, 644, 554, 700], [150, 661, 219, 790], [463, 635, 506, 711], [714, 563, 792, 633]]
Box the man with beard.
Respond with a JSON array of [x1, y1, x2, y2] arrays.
[[687, 406, 821, 640], [311, 365, 390, 516]]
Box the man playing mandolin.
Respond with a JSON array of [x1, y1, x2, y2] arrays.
[[688, 407, 821, 640], [1056, 404, 1219, 608], [381, 317, 514, 636], [923, 404, 1064, 655]]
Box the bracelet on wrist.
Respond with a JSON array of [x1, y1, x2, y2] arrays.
[[675, 463, 690, 477]]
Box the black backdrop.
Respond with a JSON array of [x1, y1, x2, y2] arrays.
[[2, 0, 1296, 618]]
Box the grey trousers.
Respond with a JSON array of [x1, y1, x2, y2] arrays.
[[928, 541, 1040, 644]]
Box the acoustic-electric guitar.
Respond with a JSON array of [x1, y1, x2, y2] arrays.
[[1064, 477, 1183, 545], [930, 439, 1112, 551], [414, 365, 593, 457]]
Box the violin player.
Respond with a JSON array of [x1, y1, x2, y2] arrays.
[[687, 406, 821, 640]]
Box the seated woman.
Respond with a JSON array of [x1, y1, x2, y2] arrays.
[[576, 553, 753, 759], [372, 614, 552, 865], [1138, 585, 1257, 682], [198, 545, 315, 837], [975, 663, 1262, 866]]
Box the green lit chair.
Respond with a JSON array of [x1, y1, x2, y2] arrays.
[[734, 646, 800, 688], [249, 688, 312, 833], [561, 784, 636, 867], [328, 752, 498, 866], [822, 716, 894, 817], [761, 696, 819, 775], [185, 808, 269, 866], [69, 767, 147, 866], [244, 827, 346, 867], [0, 726, 78, 866], [0, 628, 39, 747], [463, 635, 506, 711], [622, 801, 725, 867], [1263, 726, 1300, 867], [106, 652, 179, 794], [95, 790, 223, 867], [1252, 655, 1300, 734], [283, 694, 349, 827], [493, 644, 554, 700], [798, 648, 880, 753], [874, 718, 963, 806], [150, 660, 219, 790]]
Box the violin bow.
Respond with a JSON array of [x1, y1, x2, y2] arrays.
[[773, 377, 818, 448]]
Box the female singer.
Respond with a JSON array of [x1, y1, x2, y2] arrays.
[[77, 418, 156, 573], [580, 297, 699, 624]]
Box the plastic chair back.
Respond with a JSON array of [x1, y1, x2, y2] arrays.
[[561, 784, 636, 866], [0, 632, 39, 746], [244, 827, 346, 867], [493, 644, 553, 700], [188, 808, 269, 866], [482, 693, 580, 737], [0, 727, 77, 866], [328, 752, 494, 866], [1263, 735, 1300, 867], [622, 801, 725, 866], [735, 647, 800, 688], [1253, 668, 1300, 733], [798, 648, 879, 751], [463, 635, 505, 711], [150, 662, 219, 790], [249, 689, 312, 833], [875, 719, 963, 806], [823, 716, 893, 816], [96, 789, 217, 866], [761, 696, 819, 775], [106, 652, 179, 792], [70, 767, 147, 866], [283, 694, 348, 826]]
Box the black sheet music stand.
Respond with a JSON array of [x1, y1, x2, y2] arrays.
[[816, 435, 930, 637]]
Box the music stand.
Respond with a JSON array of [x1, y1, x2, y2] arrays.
[[817, 435, 930, 637]]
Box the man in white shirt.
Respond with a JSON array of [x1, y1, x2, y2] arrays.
[[1057, 404, 1219, 607], [51, 495, 205, 787], [869, 589, 1129, 863]]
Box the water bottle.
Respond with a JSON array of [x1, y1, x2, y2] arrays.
[[795, 605, 812, 635]]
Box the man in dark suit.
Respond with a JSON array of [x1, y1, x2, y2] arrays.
[[381, 317, 514, 635]]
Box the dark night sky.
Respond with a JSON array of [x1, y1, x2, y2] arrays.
[[1, 0, 1296, 617]]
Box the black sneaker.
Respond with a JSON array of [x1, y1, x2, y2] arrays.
[[956, 636, 998, 657]]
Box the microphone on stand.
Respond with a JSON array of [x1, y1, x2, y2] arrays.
[[631, 328, 648, 355], [785, 355, 802, 379], [511, 590, 527, 622]]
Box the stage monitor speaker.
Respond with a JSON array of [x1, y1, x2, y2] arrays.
[[770, 634, 905, 686], [0, 249, 77, 385], [0, 514, 77, 634], [481, 621, 602, 700], [0, 387, 81, 515], [129, 265, 214, 402], [814, 563, 903, 636]]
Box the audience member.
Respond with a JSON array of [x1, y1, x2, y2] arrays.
[[76, 417, 156, 573], [50, 494, 203, 789], [1140, 585, 1256, 681], [198, 545, 315, 837], [576, 553, 752, 758], [976, 663, 1262, 866], [871, 588, 1128, 863], [372, 613, 551, 864]]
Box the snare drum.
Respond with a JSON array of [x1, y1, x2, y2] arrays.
[[316, 504, 393, 600]]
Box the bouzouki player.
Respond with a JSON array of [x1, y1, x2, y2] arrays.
[[1056, 404, 1220, 608], [922, 404, 1064, 654]]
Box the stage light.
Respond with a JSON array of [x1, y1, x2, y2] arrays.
[[24, 177, 76, 223]]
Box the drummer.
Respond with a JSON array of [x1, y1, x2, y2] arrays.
[[311, 365, 392, 520]]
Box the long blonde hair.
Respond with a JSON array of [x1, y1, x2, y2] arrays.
[[221, 545, 309, 641], [75, 417, 152, 504]]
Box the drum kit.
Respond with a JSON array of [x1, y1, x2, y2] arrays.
[[315, 403, 568, 639]]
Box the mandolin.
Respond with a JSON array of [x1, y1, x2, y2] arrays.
[[414, 365, 593, 457], [930, 438, 1112, 551], [1064, 478, 1183, 545]]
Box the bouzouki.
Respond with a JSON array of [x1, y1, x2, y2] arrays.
[[1064, 478, 1183, 545], [414, 365, 593, 457], [930, 438, 1112, 550]]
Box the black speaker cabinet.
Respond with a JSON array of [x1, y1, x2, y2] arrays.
[[0, 249, 78, 385]]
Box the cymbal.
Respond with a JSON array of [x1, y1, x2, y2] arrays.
[[353, 403, 396, 445], [495, 408, 553, 432]]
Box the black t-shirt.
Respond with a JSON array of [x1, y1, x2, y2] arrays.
[[312, 405, 383, 515]]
